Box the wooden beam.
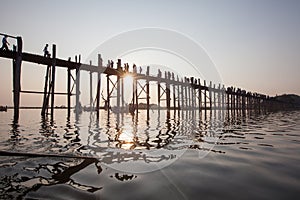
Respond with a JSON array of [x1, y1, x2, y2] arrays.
[[22, 90, 73, 95]]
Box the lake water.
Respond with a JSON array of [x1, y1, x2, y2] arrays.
[[0, 109, 300, 199]]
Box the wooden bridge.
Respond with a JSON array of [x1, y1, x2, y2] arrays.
[[0, 34, 285, 122]]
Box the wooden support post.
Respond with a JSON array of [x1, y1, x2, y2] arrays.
[[238, 90, 240, 110], [236, 90, 239, 111], [13, 37, 22, 122], [50, 44, 56, 119], [253, 95, 255, 110], [121, 78, 125, 109], [96, 54, 102, 119], [247, 94, 249, 110], [249, 94, 252, 110], [204, 80, 207, 111], [133, 65, 138, 113], [135, 78, 138, 113], [183, 78, 186, 109], [41, 61, 50, 116], [198, 78, 201, 113], [116, 59, 121, 121], [46, 66, 52, 114], [157, 71, 161, 111], [132, 65, 136, 112], [218, 84, 221, 110], [166, 73, 171, 112], [177, 76, 181, 110], [227, 88, 230, 110], [89, 61, 93, 111], [185, 78, 188, 109], [222, 85, 225, 110], [75, 57, 80, 117], [236, 89, 239, 110], [67, 66, 71, 118], [213, 84, 216, 110], [106, 75, 110, 111], [117, 74, 121, 113], [252, 95, 255, 110], [231, 88, 234, 110], [260, 96, 263, 111], [240, 91, 243, 110], [242, 92, 245, 110], [191, 79, 195, 109], [254, 95, 257, 110], [190, 78, 193, 109], [193, 84, 196, 109], [242, 92, 244, 110], [184, 78, 187, 109], [181, 79, 184, 110], [171, 73, 176, 110], [246, 94, 249, 110], [188, 81, 191, 109], [117, 59, 121, 114], [234, 89, 237, 111], [146, 66, 150, 120], [236, 88, 241, 110], [209, 81, 212, 110], [173, 83, 176, 110], [231, 89, 234, 110], [157, 82, 160, 110], [132, 78, 135, 108]]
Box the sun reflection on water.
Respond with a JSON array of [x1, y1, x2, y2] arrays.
[[117, 129, 135, 150]]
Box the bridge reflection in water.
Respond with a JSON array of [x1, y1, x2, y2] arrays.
[[0, 108, 231, 198], [2, 106, 285, 200]]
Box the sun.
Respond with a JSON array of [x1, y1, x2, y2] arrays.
[[123, 73, 134, 84]]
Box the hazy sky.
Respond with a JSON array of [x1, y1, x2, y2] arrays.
[[0, 0, 299, 106]]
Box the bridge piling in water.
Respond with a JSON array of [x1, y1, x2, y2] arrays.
[[67, 61, 71, 118], [12, 37, 22, 122], [50, 45, 56, 120], [96, 54, 102, 119]]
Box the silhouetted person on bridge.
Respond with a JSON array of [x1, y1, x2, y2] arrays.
[[0, 35, 10, 51], [43, 44, 50, 57]]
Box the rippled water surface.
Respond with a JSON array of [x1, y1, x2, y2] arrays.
[[0, 109, 300, 199]]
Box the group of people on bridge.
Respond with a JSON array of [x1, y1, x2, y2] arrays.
[[0, 35, 50, 57]]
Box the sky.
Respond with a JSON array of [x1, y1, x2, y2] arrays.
[[0, 0, 299, 106]]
